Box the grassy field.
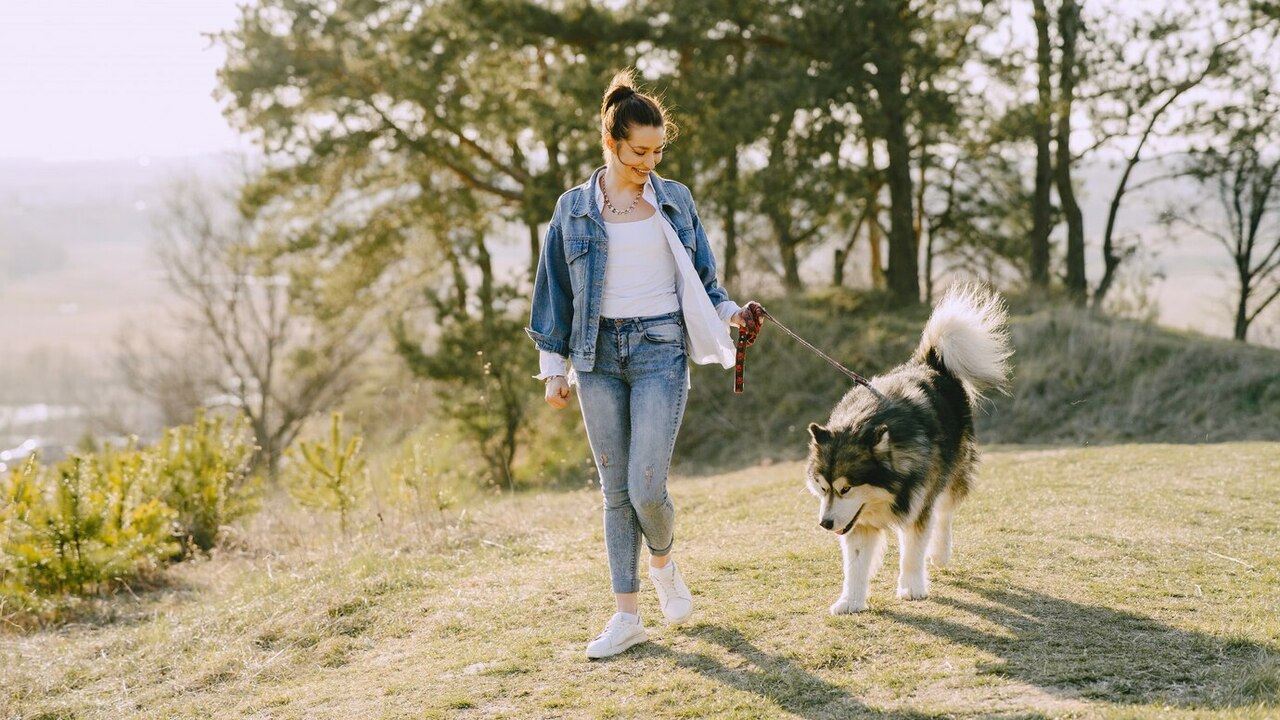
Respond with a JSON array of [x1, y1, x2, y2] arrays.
[[3, 443, 1279, 719]]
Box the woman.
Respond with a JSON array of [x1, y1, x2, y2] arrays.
[[526, 69, 763, 659]]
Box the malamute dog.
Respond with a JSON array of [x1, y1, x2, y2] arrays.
[[806, 285, 1012, 614]]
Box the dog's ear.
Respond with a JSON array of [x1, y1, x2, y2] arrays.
[[871, 424, 891, 455], [808, 423, 832, 445]]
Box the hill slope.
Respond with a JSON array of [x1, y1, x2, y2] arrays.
[[3, 443, 1278, 718], [676, 294, 1280, 473]]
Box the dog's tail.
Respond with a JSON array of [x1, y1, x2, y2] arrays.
[[915, 284, 1013, 399]]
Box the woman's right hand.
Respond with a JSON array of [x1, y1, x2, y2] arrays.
[[544, 376, 571, 409]]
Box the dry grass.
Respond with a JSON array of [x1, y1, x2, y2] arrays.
[[2, 443, 1279, 719]]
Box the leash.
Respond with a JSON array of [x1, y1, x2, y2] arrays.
[[734, 304, 886, 401]]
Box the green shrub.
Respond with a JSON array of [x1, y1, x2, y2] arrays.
[[147, 410, 260, 555], [0, 452, 180, 612], [286, 412, 366, 534]]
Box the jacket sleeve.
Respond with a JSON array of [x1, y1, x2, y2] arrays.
[[525, 213, 573, 357], [689, 200, 736, 310]]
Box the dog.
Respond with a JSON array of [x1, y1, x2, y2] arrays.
[[805, 285, 1012, 614]]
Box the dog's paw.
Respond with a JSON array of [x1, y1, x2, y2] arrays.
[[829, 597, 869, 615], [896, 576, 929, 600], [927, 548, 951, 568]]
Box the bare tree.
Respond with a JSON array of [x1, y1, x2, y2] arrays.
[[1166, 88, 1280, 342], [133, 172, 377, 479]]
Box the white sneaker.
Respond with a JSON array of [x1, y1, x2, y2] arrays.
[[585, 612, 648, 659], [649, 560, 694, 624]]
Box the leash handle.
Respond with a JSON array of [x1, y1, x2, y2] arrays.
[[733, 303, 765, 394]]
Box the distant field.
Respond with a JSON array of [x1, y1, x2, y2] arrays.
[[3, 443, 1277, 718]]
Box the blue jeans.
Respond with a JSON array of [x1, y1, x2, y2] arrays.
[[576, 311, 689, 594]]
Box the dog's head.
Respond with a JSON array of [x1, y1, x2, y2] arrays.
[[804, 420, 909, 535]]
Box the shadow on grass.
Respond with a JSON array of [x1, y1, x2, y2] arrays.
[[881, 578, 1280, 710], [638, 623, 1037, 720]]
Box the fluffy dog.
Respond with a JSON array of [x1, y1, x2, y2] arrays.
[[806, 285, 1012, 614]]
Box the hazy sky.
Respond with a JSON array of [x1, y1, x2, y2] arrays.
[[0, 0, 247, 162]]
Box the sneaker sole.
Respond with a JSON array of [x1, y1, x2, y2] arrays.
[[585, 629, 649, 659], [664, 608, 694, 625]]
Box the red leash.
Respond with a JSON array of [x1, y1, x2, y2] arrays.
[[734, 303, 885, 400]]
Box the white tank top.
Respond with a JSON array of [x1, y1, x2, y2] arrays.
[[600, 214, 680, 318]]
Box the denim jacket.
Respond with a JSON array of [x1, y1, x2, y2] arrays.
[[526, 166, 738, 374]]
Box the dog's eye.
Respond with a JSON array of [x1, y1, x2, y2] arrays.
[[837, 486, 850, 496]]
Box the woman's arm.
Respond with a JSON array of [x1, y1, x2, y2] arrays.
[[526, 213, 574, 357]]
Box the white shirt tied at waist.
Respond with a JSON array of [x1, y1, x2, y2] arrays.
[[536, 174, 741, 385]]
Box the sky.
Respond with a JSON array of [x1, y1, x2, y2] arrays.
[[0, 0, 247, 162]]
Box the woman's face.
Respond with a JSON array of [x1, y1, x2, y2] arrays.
[[610, 124, 666, 183]]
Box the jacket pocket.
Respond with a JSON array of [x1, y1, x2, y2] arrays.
[[564, 237, 590, 263], [674, 225, 696, 259]]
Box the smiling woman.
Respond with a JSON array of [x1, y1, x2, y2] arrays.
[[525, 68, 766, 659]]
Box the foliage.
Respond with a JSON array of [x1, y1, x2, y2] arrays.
[[0, 452, 180, 615], [393, 286, 538, 491], [147, 410, 261, 555], [286, 412, 367, 534], [0, 411, 260, 619]]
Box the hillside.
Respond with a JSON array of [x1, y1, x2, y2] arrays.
[[2, 443, 1278, 718], [675, 293, 1280, 473]]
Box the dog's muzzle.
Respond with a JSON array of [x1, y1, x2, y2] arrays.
[[833, 505, 864, 536]]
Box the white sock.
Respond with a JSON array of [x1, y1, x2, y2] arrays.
[[650, 561, 674, 576], [617, 611, 640, 624]]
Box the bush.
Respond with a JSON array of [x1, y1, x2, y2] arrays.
[[1, 452, 181, 614], [286, 412, 367, 534], [147, 410, 260, 555], [0, 410, 260, 620]]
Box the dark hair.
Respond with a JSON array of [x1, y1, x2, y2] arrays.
[[600, 69, 678, 151]]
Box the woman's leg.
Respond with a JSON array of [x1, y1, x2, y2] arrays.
[[626, 363, 688, 565], [575, 370, 642, 613]]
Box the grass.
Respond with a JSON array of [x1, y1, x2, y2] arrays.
[[3, 443, 1279, 718]]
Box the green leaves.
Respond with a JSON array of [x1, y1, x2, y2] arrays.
[[286, 411, 367, 533]]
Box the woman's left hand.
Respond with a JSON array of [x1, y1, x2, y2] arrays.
[[732, 301, 766, 335]]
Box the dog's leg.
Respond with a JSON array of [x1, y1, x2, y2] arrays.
[[897, 521, 932, 600], [927, 493, 954, 568], [830, 527, 886, 615]]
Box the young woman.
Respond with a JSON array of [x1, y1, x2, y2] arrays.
[[526, 69, 763, 659]]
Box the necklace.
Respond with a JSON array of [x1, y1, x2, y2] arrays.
[[601, 176, 643, 216]]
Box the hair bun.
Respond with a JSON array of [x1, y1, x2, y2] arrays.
[[605, 86, 636, 109]]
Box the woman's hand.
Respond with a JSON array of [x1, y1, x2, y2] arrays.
[[731, 301, 766, 334], [544, 376, 571, 409]]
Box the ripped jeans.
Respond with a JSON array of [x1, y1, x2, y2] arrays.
[[576, 311, 689, 594]]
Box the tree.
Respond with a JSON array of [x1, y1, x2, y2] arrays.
[[865, 0, 922, 304], [1167, 87, 1280, 341], [146, 176, 374, 480], [1030, 0, 1054, 291], [1055, 0, 1087, 304]]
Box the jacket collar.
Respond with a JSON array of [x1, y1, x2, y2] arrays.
[[570, 166, 681, 218]]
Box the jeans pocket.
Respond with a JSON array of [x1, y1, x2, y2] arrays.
[[643, 322, 684, 346]]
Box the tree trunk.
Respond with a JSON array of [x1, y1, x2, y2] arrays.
[[780, 234, 803, 293], [1030, 0, 1053, 291], [866, 138, 885, 290], [882, 91, 919, 304], [723, 157, 740, 287], [871, 2, 918, 304], [1234, 278, 1250, 341], [833, 207, 869, 287], [527, 221, 539, 288], [1057, 0, 1087, 305], [1094, 157, 1138, 307]]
